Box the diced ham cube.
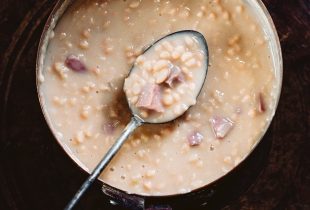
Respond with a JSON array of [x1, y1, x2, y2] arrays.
[[65, 55, 87, 72], [165, 65, 184, 87], [136, 83, 164, 112], [136, 84, 153, 107], [258, 92, 266, 113], [187, 131, 204, 146], [209, 116, 234, 139]]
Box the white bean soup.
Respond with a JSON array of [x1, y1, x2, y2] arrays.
[[39, 0, 277, 195]]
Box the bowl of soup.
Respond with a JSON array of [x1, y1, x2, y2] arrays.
[[36, 0, 282, 209]]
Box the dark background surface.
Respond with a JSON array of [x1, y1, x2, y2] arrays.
[[0, 0, 309, 210]]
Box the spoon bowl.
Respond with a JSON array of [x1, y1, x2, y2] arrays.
[[127, 30, 209, 124]]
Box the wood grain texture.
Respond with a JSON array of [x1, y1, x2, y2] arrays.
[[0, 0, 309, 209]]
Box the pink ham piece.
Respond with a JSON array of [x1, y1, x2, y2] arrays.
[[209, 116, 234, 139], [258, 92, 266, 113], [187, 131, 204, 146], [136, 83, 164, 112], [65, 55, 87, 72], [165, 65, 184, 87]]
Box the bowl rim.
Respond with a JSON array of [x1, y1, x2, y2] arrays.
[[36, 0, 283, 199]]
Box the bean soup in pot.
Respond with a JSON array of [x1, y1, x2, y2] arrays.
[[39, 0, 277, 195]]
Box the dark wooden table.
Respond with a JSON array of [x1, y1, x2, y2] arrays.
[[0, 0, 309, 209]]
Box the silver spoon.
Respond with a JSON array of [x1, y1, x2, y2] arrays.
[[64, 30, 209, 210]]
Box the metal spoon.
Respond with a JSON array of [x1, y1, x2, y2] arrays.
[[64, 30, 209, 210]]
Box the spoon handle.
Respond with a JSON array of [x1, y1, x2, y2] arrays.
[[64, 116, 143, 210]]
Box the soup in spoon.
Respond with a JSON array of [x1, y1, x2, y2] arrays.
[[125, 31, 208, 123]]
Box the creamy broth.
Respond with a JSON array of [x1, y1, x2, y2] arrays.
[[39, 0, 276, 195]]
